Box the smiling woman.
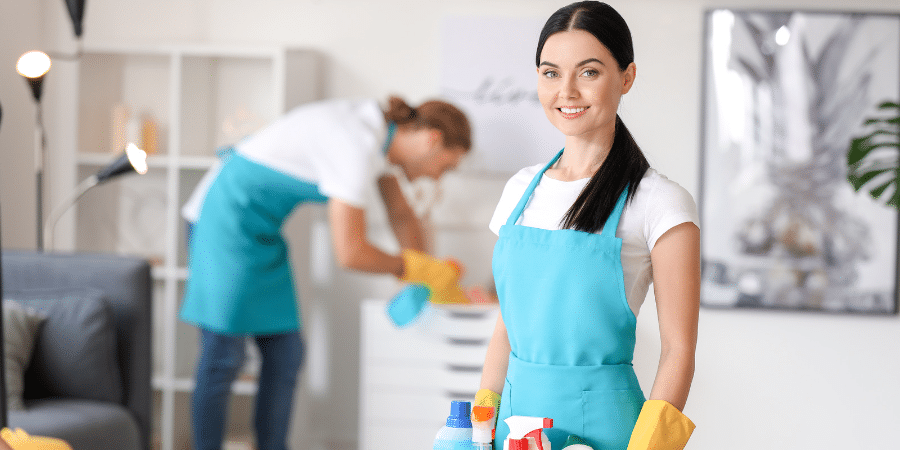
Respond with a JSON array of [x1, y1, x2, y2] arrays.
[[476, 2, 700, 450]]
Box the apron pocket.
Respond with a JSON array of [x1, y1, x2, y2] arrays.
[[581, 388, 644, 449]]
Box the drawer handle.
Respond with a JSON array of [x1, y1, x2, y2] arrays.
[[446, 337, 487, 346], [447, 311, 488, 320], [445, 391, 478, 400], [447, 364, 483, 373]]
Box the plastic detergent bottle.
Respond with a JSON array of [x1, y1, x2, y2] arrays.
[[561, 435, 594, 450], [471, 405, 495, 450], [503, 416, 553, 450], [434, 400, 475, 450]]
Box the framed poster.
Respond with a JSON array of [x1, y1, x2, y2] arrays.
[[699, 9, 900, 314]]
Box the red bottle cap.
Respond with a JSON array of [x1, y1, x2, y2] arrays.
[[508, 438, 530, 450]]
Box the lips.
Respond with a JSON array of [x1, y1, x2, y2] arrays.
[[558, 106, 588, 119]]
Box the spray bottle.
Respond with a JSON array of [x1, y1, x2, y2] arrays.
[[434, 400, 475, 450], [503, 416, 553, 450], [561, 435, 594, 450], [471, 405, 495, 450], [507, 438, 533, 450]]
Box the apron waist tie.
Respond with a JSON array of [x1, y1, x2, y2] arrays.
[[506, 353, 642, 392]]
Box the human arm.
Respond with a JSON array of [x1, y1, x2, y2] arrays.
[[475, 313, 510, 419], [480, 313, 511, 395], [646, 221, 700, 410], [377, 174, 427, 252], [328, 198, 404, 276], [328, 196, 462, 296], [626, 221, 699, 449]]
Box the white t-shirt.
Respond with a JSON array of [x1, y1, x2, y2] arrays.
[[489, 166, 699, 317], [183, 98, 389, 222]]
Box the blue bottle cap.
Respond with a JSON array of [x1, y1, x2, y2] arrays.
[[446, 400, 472, 428]]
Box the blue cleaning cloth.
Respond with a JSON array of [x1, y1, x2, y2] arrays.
[[386, 284, 431, 327]]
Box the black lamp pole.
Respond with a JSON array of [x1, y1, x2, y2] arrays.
[[1, 98, 9, 428]]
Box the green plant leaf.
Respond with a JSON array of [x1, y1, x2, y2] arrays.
[[848, 167, 892, 191], [847, 99, 899, 209]]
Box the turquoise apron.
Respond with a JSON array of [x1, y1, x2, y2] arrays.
[[493, 149, 645, 450], [181, 150, 328, 335]]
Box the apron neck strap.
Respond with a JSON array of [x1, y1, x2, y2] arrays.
[[506, 148, 630, 236], [382, 122, 397, 155], [506, 149, 564, 226], [600, 187, 629, 237]]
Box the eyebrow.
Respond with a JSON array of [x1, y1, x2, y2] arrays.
[[539, 58, 605, 68]]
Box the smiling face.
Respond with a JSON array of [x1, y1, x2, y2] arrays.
[[537, 29, 635, 143]]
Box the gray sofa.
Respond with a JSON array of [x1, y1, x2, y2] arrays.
[[2, 250, 151, 450]]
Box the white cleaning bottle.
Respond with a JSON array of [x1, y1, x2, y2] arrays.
[[503, 416, 553, 450], [471, 405, 495, 450], [434, 400, 475, 450]]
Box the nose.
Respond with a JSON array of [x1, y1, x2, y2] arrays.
[[561, 74, 578, 99]]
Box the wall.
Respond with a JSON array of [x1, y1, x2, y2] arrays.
[[0, 0, 45, 248], [2, 0, 899, 449]]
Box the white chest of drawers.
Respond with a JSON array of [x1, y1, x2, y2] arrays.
[[359, 299, 499, 450]]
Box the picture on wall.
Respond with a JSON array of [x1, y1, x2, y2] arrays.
[[699, 9, 900, 314]]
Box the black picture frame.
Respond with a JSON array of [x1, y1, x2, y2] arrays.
[[698, 8, 900, 314]]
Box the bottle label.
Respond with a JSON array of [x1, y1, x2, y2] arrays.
[[433, 439, 475, 450]]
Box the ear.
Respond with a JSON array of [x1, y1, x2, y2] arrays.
[[622, 62, 636, 94]]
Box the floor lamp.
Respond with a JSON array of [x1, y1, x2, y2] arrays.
[[44, 143, 148, 251], [1, 98, 9, 429], [15, 52, 51, 252]]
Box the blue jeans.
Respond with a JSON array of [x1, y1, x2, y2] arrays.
[[192, 328, 304, 450]]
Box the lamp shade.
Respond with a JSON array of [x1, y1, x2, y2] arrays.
[[16, 51, 51, 102], [95, 143, 148, 184], [64, 0, 87, 38]]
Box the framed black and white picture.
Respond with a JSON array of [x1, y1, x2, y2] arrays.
[[699, 9, 900, 314]]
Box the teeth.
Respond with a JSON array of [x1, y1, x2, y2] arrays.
[[560, 107, 586, 114]]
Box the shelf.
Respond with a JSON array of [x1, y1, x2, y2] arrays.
[[77, 152, 216, 170], [151, 266, 190, 281], [152, 376, 258, 396], [69, 44, 323, 450]]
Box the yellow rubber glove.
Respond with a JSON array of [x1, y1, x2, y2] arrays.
[[400, 250, 465, 303], [475, 388, 502, 429], [626, 400, 695, 450], [1, 428, 73, 450]]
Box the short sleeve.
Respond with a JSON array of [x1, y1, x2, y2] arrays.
[[489, 165, 541, 235], [644, 175, 699, 251]]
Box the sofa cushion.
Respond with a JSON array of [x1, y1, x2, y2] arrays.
[[9, 398, 140, 450], [2, 301, 46, 411], [4, 288, 123, 405]]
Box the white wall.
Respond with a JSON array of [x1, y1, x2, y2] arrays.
[[2, 0, 899, 449]]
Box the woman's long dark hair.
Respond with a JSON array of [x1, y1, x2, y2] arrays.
[[537, 1, 650, 233]]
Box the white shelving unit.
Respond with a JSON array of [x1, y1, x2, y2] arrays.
[[66, 43, 323, 450]]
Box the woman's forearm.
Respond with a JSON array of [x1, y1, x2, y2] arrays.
[[480, 314, 511, 394], [647, 343, 695, 411]]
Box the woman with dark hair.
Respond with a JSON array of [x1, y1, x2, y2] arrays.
[[476, 2, 699, 449], [181, 96, 472, 450]]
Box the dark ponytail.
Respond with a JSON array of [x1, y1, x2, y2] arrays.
[[539, 1, 650, 233], [560, 116, 648, 232]]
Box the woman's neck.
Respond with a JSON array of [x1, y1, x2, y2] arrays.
[[546, 130, 615, 182]]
